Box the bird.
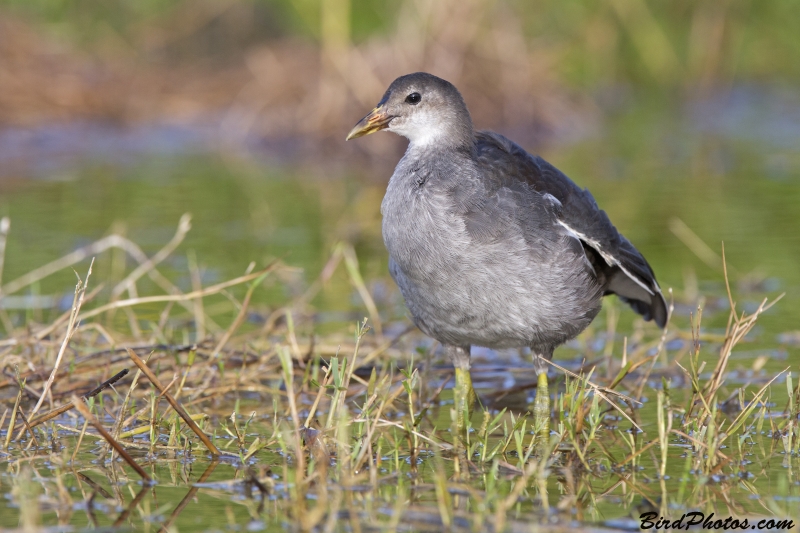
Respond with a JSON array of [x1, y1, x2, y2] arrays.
[[346, 72, 667, 438]]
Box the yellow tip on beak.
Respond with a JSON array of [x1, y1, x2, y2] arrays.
[[346, 106, 393, 141]]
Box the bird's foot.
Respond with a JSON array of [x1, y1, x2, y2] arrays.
[[453, 367, 477, 436], [533, 372, 550, 448]]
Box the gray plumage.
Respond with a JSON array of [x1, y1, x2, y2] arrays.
[[348, 72, 667, 373]]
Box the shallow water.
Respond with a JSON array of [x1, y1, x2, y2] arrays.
[[2, 91, 799, 351], [0, 378, 795, 531], [1, 91, 799, 529]]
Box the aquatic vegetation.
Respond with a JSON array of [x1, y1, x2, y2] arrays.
[[0, 221, 797, 531]]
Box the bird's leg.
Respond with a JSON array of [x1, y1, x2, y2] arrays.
[[532, 349, 552, 445], [446, 345, 476, 434]]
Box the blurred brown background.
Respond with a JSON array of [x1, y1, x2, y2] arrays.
[[3, 0, 796, 164]]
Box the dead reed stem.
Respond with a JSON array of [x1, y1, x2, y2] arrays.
[[70, 395, 152, 482], [211, 269, 271, 358], [29, 259, 94, 419], [24, 369, 130, 432], [4, 389, 22, 450], [2, 235, 129, 297], [110, 214, 191, 299], [114, 361, 149, 440], [126, 348, 222, 456], [15, 405, 39, 448], [76, 264, 276, 323], [702, 246, 783, 400], [545, 359, 642, 432]]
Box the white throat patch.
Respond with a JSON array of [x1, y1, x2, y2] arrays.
[[389, 110, 450, 149]]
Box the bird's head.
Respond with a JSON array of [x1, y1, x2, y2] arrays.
[[346, 72, 473, 149]]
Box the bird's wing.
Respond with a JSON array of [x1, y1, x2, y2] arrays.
[[474, 131, 669, 328]]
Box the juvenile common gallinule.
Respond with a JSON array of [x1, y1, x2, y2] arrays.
[[347, 72, 667, 437]]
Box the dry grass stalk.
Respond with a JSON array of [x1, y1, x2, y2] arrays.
[[113, 360, 150, 441], [70, 394, 151, 482], [2, 235, 128, 297], [702, 247, 782, 401], [545, 359, 642, 433], [71, 419, 89, 463], [13, 405, 38, 448], [23, 368, 129, 432], [0, 284, 104, 350], [211, 268, 271, 358], [187, 250, 207, 342], [0, 217, 228, 341], [78, 265, 276, 324], [126, 348, 222, 456], [3, 389, 22, 450], [0, 208, 793, 527], [110, 214, 192, 299], [28, 258, 94, 419]]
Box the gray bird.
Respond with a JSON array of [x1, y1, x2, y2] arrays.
[[346, 72, 667, 436]]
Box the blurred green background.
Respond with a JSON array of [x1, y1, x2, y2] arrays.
[[0, 0, 798, 340]]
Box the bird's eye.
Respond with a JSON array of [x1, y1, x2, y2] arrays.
[[405, 92, 421, 105]]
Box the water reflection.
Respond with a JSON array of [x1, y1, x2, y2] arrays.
[[0, 92, 798, 349]]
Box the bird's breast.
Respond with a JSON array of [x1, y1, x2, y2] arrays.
[[379, 165, 603, 348], [381, 171, 460, 277]]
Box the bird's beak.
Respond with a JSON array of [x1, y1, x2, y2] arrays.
[[346, 105, 394, 140]]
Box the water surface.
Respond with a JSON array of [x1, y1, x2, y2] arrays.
[[1, 90, 798, 530]]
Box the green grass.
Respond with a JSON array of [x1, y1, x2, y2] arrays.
[[0, 225, 797, 531]]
